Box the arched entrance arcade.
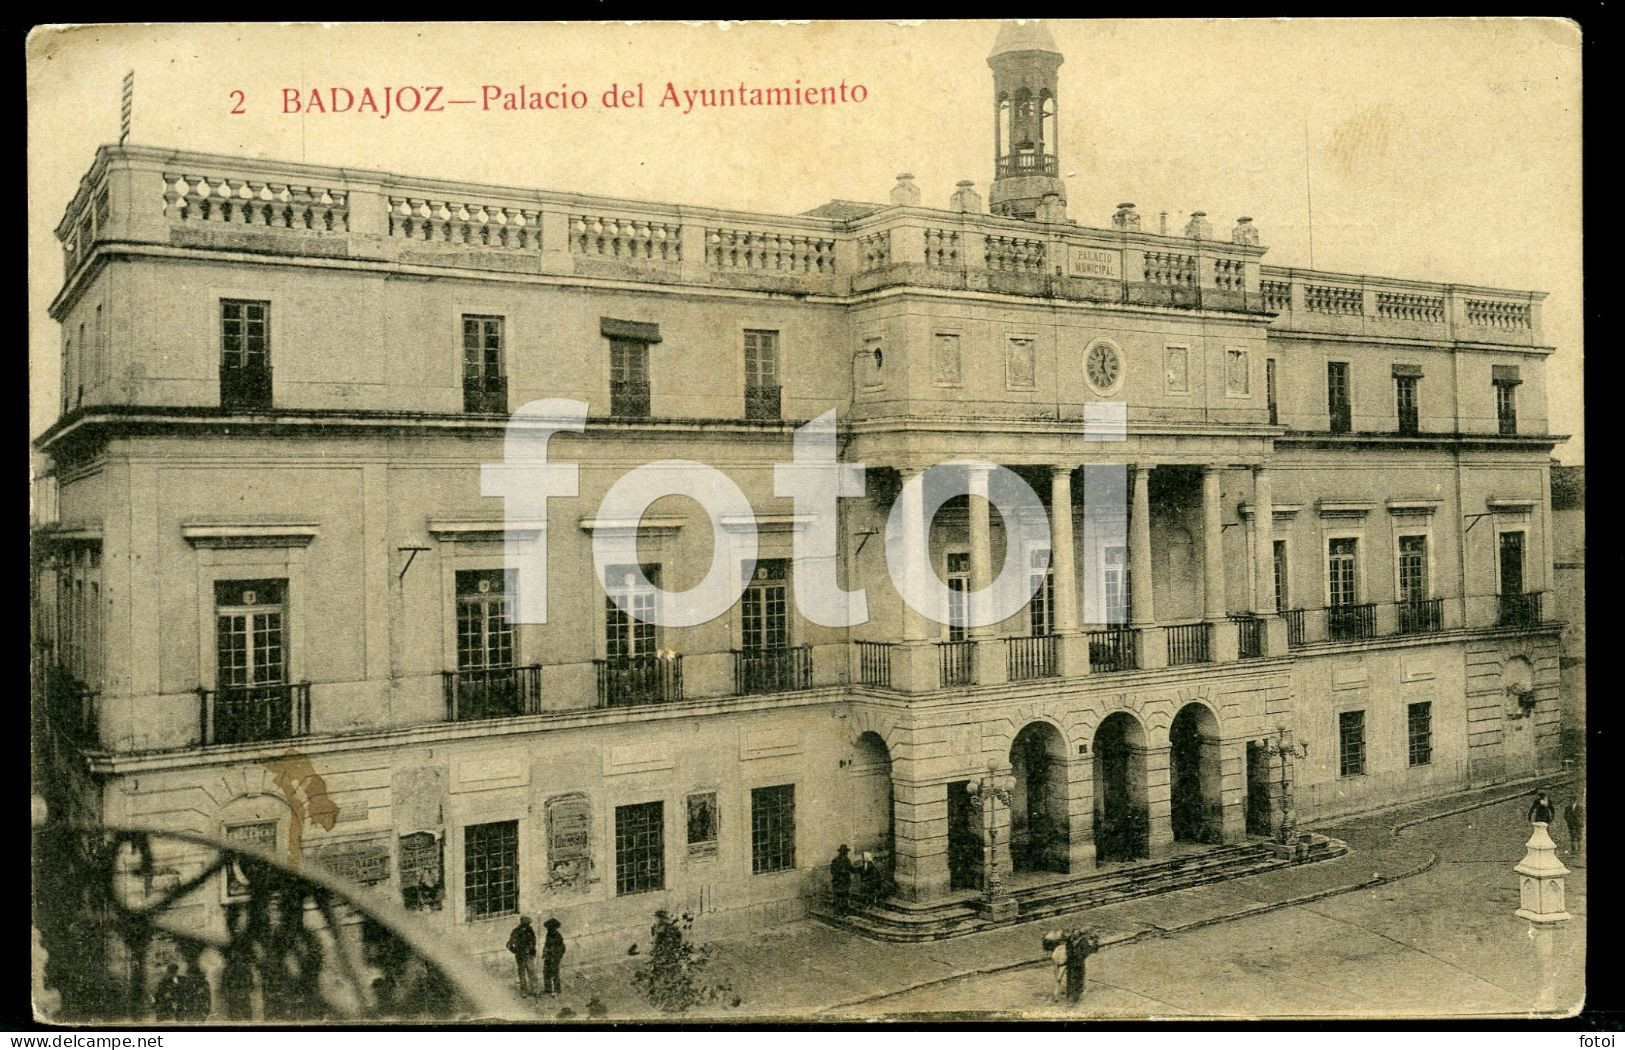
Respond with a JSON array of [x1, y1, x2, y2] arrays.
[[1009, 722, 1068, 874]]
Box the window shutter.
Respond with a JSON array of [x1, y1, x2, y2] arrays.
[[600, 318, 662, 343], [1391, 363, 1423, 378]]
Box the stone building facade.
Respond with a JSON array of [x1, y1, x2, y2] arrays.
[[34, 23, 1563, 965]]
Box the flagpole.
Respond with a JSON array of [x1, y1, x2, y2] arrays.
[[1303, 119, 1315, 269], [119, 70, 133, 145]]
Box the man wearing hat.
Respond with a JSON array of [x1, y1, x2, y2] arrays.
[[506, 915, 538, 997], [541, 917, 567, 996]]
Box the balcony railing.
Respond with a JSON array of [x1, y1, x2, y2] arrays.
[[1231, 615, 1264, 659], [1329, 403, 1352, 434], [220, 365, 272, 412], [732, 645, 812, 695], [1498, 591, 1543, 629], [1166, 622, 1211, 666], [1396, 597, 1443, 635], [937, 640, 975, 687], [1285, 609, 1307, 649], [1006, 634, 1058, 682], [855, 641, 894, 689], [441, 665, 540, 721], [462, 374, 508, 414], [199, 683, 311, 746], [1087, 628, 1139, 673], [610, 380, 650, 418], [744, 384, 781, 421], [996, 153, 1058, 178], [594, 654, 682, 707], [42, 665, 99, 745], [1327, 603, 1377, 642]]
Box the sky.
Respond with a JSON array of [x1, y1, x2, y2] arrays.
[[26, 19, 1583, 461]]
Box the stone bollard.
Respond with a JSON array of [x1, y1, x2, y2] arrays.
[[1515, 822, 1571, 923]]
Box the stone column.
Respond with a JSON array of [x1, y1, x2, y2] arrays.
[[969, 465, 1008, 685], [1218, 738, 1249, 843], [1130, 465, 1166, 668], [1203, 465, 1238, 662], [1051, 466, 1090, 677], [1253, 465, 1289, 656], [893, 467, 939, 692], [1144, 744, 1175, 853], [1066, 749, 1097, 871], [892, 779, 951, 902]]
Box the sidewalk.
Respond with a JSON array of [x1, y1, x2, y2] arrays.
[[496, 772, 1572, 1021]]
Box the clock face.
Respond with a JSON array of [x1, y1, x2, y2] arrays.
[[1085, 342, 1123, 395]]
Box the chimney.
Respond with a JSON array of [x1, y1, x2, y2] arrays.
[[1159, 211, 1169, 236], [1112, 202, 1142, 232], [950, 180, 983, 214], [891, 173, 921, 207], [1184, 211, 1212, 240], [1231, 216, 1260, 246]]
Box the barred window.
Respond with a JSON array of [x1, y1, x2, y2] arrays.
[[1338, 711, 1366, 778], [686, 792, 720, 856], [605, 564, 660, 658], [456, 569, 513, 670], [1327, 538, 1359, 608], [463, 820, 519, 919], [741, 560, 789, 652], [1407, 702, 1433, 767], [615, 801, 665, 895], [751, 784, 796, 874]]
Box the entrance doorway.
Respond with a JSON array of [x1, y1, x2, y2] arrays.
[[946, 781, 983, 891], [1010, 722, 1069, 873], [1092, 713, 1149, 864], [849, 732, 894, 861], [1169, 704, 1223, 844], [1245, 741, 1274, 837]]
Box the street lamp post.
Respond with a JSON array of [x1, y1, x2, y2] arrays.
[[1259, 725, 1309, 846], [965, 760, 1018, 922], [1514, 818, 1571, 1013]]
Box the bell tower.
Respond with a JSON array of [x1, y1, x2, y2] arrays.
[[988, 21, 1066, 221]]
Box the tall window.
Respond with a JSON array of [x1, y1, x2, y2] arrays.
[[750, 784, 796, 874], [220, 299, 271, 410], [1327, 361, 1351, 433], [1407, 702, 1433, 767], [463, 820, 519, 919], [1028, 549, 1054, 636], [1265, 359, 1278, 425], [744, 329, 780, 420], [215, 580, 287, 691], [456, 569, 513, 670], [1272, 539, 1289, 613], [686, 792, 719, 857], [1499, 532, 1526, 596], [1338, 710, 1366, 777], [1495, 380, 1518, 435], [462, 315, 507, 413], [1104, 546, 1130, 625], [605, 565, 659, 658], [1327, 539, 1359, 607], [741, 560, 789, 651], [1398, 535, 1429, 603], [610, 337, 651, 417], [1395, 374, 1419, 435], [614, 801, 665, 895], [945, 552, 970, 641]]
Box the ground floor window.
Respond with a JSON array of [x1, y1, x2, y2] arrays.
[[1338, 711, 1367, 777], [463, 820, 519, 919], [686, 792, 720, 857], [751, 784, 796, 874], [1408, 702, 1433, 767], [615, 801, 665, 895]]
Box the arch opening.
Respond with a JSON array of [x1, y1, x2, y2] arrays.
[[1093, 712, 1149, 864], [1169, 703, 1224, 845], [1009, 722, 1069, 874]]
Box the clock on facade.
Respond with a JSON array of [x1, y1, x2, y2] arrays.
[[1084, 340, 1124, 396]]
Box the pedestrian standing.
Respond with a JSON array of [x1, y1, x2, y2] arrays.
[[1063, 928, 1100, 1005], [1041, 931, 1067, 1002], [1528, 791, 1555, 826], [1563, 793, 1584, 855], [542, 917, 566, 996], [506, 915, 538, 997], [829, 844, 854, 916], [152, 963, 181, 1021]]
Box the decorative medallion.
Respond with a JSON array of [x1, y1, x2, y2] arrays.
[[1084, 339, 1124, 396]]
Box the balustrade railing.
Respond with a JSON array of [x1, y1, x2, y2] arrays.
[[856, 231, 891, 271], [1327, 603, 1377, 642], [610, 379, 651, 418], [441, 665, 540, 722], [1376, 292, 1444, 323], [1260, 280, 1293, 312], [855, 641, 894, 689], [995, 153, 1057, 178], [706, 228, 835, 272], [924, 228, 962, 267], [937, 640, 975, 687], [733, 645, 812, 695], [1232, 615, 1264, 659], [744, 384, 781, 421], [1498, 591, 1543, 628], [985, 235, 1045, 273], [388, 197, 540, 249], [1214, 258, 1246, 291], [1304, 284, 1363, 315], [1396, 597, 1443, 635], [1285, 609, 1307, 648], [594, 654, 683, 707], [462, 374, 508, 414], [1466, 299, 1532, 330], [1143, 251, 1197, 287], [1166, 622, 1211, 666], [164, 174, 348, 232], [571, 214, 681, 261], [1087, 628, 1139, 673], [199, 683, 311, 746], [1005, 634, 1058, 681]]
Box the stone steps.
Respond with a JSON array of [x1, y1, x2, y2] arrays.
[[812, 837, 1347, 942]]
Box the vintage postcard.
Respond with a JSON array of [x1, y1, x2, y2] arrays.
[[27, 19, 1584, 1026]]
